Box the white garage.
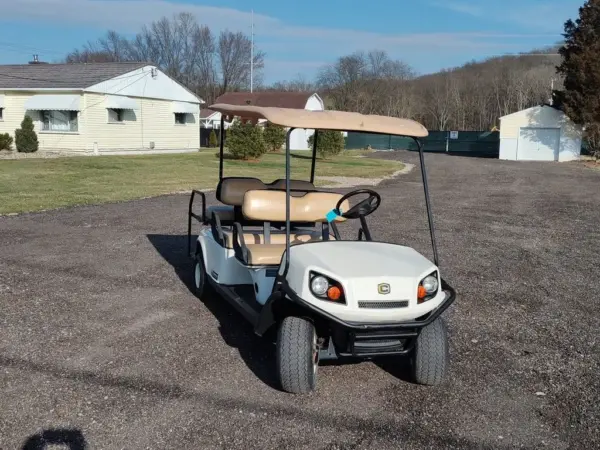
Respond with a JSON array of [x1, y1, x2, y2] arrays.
[[499, 105, 583, 162]]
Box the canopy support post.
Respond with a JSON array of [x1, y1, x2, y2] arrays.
[[310, 130, 318, 184], [415, 138, 439, 266], [218, 115, 225, 181], [283, 127, 295, 277]]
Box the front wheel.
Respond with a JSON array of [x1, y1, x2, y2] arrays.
[[411, 316, 449, 386], [276, 316, 318, 394]]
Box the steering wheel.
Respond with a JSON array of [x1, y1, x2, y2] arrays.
[[335, 189, 381, 219]]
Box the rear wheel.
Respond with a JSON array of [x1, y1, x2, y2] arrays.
[[193, 249, 213, 299], [412, 316, 449, 386], [276, 316, 318, 394]]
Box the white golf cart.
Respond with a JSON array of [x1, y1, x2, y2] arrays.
[[188, 104, 456, 394]]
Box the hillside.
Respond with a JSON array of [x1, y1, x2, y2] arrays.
[[315, 47, 562, 131]]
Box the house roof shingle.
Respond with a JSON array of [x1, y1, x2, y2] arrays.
[[0, 62, 149, 90], [214, 91, 317, 109], [200, 108, 218, 119]]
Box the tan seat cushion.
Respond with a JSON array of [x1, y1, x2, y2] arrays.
[[222, 230, 333, 249], [242, 190, 349, 223], [245, 244, 287, 266]]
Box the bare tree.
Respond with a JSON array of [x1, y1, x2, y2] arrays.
[[270, 74, 315, 92], [317, 50, 415, 115], [64, 12, 266, 104], [218, 30, 265, 95]]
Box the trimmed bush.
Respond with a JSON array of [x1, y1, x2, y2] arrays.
[[226, 119, 266, 160], [307, 130, 344, 158], [209, 129, 218, 147], [263, 123, 286, 152], [0, 133, 13, 150], [15, 116, 39, 153]]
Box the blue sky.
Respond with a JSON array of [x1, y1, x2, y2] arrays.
[[0, 0, 582, 83]]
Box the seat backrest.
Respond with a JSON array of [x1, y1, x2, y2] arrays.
[[267, 179, 316, 192], [242, 190, 350, 223], [216, 177, 316, 206], [217, 177, 266, 206]]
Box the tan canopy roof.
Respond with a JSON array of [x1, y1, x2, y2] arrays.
[[209, 103, 428, 138]]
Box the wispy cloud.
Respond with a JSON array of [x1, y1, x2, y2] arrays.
[[6, 0, 555, 47], [430, 1, 483, 17], [430, 0, 580, 33]]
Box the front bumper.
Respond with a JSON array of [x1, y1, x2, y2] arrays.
[[282, 279, 456, 359]]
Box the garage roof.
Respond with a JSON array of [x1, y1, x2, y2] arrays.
[[214, 91, 318, 109]]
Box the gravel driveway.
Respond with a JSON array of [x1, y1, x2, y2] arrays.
[[1, 151, 598, 449]]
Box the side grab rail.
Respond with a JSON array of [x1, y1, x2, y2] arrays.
[[232, 222, 249, 264], [188, 190, 206, 257]]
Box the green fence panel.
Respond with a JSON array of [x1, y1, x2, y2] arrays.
[[346, 130, 500, 157]]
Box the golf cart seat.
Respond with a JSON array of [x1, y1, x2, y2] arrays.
[[207, 177, 317, 225], [221, 229, 327, 249], [233, 190, 349, 266]]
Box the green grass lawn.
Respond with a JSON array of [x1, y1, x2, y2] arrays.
[[0, 150, 404, 214]]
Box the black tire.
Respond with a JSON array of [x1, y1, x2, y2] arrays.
[[412, 316, 449, 386], [276, 316, 318, 394], [193, 249, 213, 299]]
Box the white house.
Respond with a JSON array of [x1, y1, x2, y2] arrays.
[[0, 62, 203, 154], [499, 105, 582, 162], [212, 91, 325, 150]]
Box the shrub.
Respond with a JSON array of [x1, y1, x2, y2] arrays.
[[15, 116, 39, 153], [209, 129, 218, 147], [307, 130, 344, 158], [263, 123, 286, 152], [0, 133, 13, 150], [226, 119, 266, 160]]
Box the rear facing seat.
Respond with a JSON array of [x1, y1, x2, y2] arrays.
[[205, 177, 316, 225], [234, 190, 350, 266]]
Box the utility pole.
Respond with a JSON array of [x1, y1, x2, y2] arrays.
[[250, 9, 254, 93]]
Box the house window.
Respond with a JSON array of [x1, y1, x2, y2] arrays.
[[41, 110, 78, 132], [0, 108, 3, 121], [174, 113, 187, 125], [108, 108, 125, 123]]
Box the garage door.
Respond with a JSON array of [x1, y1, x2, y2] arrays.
[[517, 128, 560, 161]]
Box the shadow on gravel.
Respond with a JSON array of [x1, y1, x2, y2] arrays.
[[375, 357, 414, 384], [147, 234, 418, 389], [146, 234, 279, 391], [21, 428, 87, 449]]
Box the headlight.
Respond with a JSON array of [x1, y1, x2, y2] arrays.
[[309, 272, 346, 303], [418, 271, 439, 303], [310, 275, 329, 296], [422, 275, 438, 294]]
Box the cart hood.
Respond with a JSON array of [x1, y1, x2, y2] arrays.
[[285, 241, 438, 303]]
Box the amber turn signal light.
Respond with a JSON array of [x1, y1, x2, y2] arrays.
[[417, 285, 427, 300], [327, 286, 342, 301]]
